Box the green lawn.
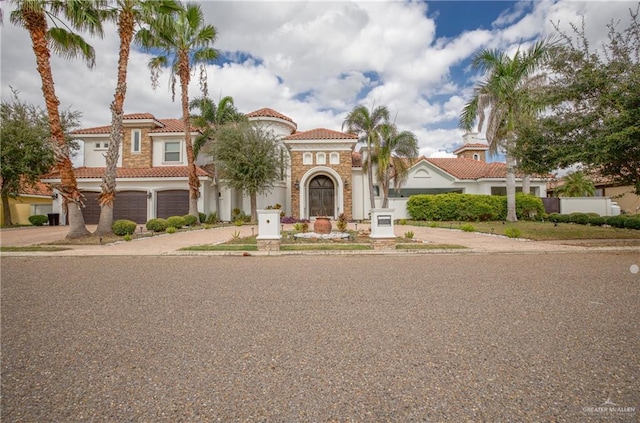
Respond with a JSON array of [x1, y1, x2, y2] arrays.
[[1, 245, 71, 252], [406, 220, 640, 241]]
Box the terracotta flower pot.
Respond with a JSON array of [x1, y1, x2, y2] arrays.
[[313, 217, 332, 234]]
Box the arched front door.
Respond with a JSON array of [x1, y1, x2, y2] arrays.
[[308, 175, 335, 217]]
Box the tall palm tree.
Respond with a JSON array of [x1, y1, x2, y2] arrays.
[[136, 1, 218, 219], [555, 171, 596, 197], [10, 0, 104, 238], [371, 124, 419, 208], [94, 0, 180, 236], [343, 104, 390, 210], [459, 40, 550, 222]]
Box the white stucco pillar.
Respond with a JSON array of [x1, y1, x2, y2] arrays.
[[256, 209, 281, 252]]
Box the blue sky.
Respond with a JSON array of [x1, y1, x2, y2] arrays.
[[1, 0, 634, 159]]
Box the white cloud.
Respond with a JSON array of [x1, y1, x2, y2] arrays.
[[1, 0, 630, 156]]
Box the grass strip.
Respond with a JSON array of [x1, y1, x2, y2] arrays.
[[281, 244, 372, 251], [181, 244, 258, 251], [396, 243, 468, 250], [1, 246, 71, 252]]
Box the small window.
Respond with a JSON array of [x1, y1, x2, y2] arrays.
[[132, 129, 141, 153], [164, 141, 181, 162], [316, 152, 326, 165], [473, 153, 480, 161], [303, 152, 313, 165], [94, 142, 109, 150], [330, 152, 339, 165]]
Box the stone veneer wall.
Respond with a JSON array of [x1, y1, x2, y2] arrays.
[[122, 127, 153, 168], [290, 150, 353, 220], [457, 150, 486, 162]]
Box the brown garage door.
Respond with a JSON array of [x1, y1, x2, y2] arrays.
[[156, 190, 189, 219], [81, 191, 148, 224], [81, 191, 101, 224]]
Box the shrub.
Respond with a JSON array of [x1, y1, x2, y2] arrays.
[[588, 216, 606, 226], [233, 219, 244, 226], [624, 216, 640, 230], [293, 222, 303, 231], [146, 218, 168, 232], [514, 194, 545, 220], [28, 214, 48, 226], [112, 219, 137, 236], [557, 214, 571, 223], [123, 234, 132, 242], [336, 213, 348, 232], [569, 212, 590, 225], [428, 221, 438, 228], [460, 223, 475, 232], [606, 215, 627, 228], [406, 195, 434, 221], [404, 230, 414, 239], [548, 213, 562, 223], [198, 212, 206, 224], [166, 226, 177, 234], [183, 214, 198, 227], [504, 227, 521, 238], [166, 215, 186, 229], [280, 216, 296, 224], [398, 218, 407, 225], [205, 212, 218, 224], [301, 222, 309, 233]]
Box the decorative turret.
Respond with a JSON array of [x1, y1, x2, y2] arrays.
[[453, 133, 489, 162]]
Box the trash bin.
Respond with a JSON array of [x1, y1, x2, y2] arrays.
[[47, 213, 60, 226]]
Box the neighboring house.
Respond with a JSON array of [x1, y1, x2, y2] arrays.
[[42, 109, 549, 223], [547, 174, 640, 215], [0, 179, 53, 225]]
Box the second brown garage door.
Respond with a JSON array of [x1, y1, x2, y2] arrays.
[[81, 191, 148, 224], [156, 190, 189, 219]]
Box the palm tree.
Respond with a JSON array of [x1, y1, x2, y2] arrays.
[[189, 94, 245, 157], [459, 40, 550, 221], [10, 0, 104, 238], [136, 1, 218, 219], [343, 104, 390, 210], [94, 0, 180, 236], [371, 124, 419, 208], [555, 171, 596, 197], [189, 94, 245, 218]]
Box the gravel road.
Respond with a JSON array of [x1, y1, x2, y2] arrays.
[[2, 253, 639, 422]]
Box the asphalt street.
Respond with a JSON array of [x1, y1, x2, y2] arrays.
[[2, 253, 639, 422]]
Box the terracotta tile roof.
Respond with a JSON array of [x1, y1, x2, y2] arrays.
[[424, 158, 508, 180], [123, 113, 156, 120], [72, 117, 197, 135], [452, 143, 489, 154], [283, 128, 358, 140], [246, 108, 296, 125], [18, 178, 53, 196], [42, 166, 211, 180]]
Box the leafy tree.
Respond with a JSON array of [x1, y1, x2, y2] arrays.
[[211, 123, 284, 222], [525, 8, 640, 194], [369, 124, 419, 208], [343, 104, 390, 211], [10, 0, 104, 238], [459, 40, 551, 221], [94, 0, 180, 236], [136, 1, 218, 220], [554, 171, 596, 197], [1, 90, 81, 225]]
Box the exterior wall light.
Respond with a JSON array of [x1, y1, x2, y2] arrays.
[[294, 180, 300, 190]]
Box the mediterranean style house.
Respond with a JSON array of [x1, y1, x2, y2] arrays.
[[42, 108, 549, 224]]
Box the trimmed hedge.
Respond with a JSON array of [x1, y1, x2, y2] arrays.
[[588, 216, 606, 226], [606, 215, 628, 228], [28, 214, 48, 226], [569, 212, 590, 225], [406, 193, 543, 222], [624, 216, 640, 230], [146, 218, 168, 232], [183, 214, 198, 227], [112, 219, 137, 236], [166, 215, 186, 229]]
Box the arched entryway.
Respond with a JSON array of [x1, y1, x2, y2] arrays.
[[308, 175, 335, 217]]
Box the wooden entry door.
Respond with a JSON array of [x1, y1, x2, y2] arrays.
[[309, 175, 334, 217]]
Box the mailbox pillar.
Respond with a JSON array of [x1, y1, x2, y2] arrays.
[[369, 208, 395, 250], [256, 209, 281, 253]]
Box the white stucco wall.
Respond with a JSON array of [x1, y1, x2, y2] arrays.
[[560, 197, 614, 216], [152, 138, 187, 166], [82, 139, 123, 168]]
